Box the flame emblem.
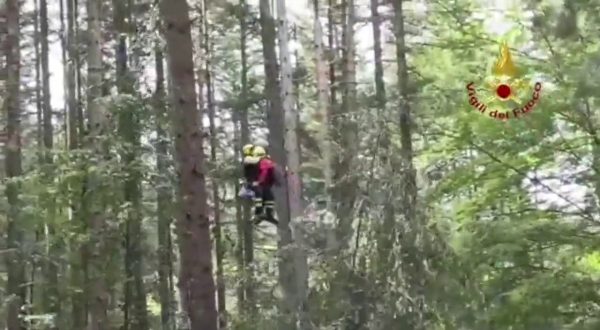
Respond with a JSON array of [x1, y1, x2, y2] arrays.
[[485, 42, 528, 102], [465, 41, 543, 120], [492, 42, 519, 78]]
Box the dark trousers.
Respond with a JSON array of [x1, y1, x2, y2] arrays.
[[252, 185, 278, 225]]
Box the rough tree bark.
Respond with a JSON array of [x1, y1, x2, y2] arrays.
[[259, 0, 291, 327], [391, 0, 425, 328], [159, 0, 218, 328], [40, 0, 52, 156], [259, 1, 305, 328], [276, 0, 311, 329], [66, 0, 78, 151], [113, 0, 149, 328], [327, 0, 337, 105], [258, 0, 285, 169], [332, 0, 358, 246], [85, 0, 110, 327], [370, 0, 395, 283], [232, 103, 245, 314], [39, 0, 61, 324], [203, 0, 227, 326], [328, 0, 367, 327], [311, 0, 332, 207], [154, 46, 176, 330], [4, 0, 26, 328], [66, 0, 87, 328], [34, 0, 42, 159], [238, 0, 256, 317], [370, 0, 385, 109], [33, 0, 42, 320]]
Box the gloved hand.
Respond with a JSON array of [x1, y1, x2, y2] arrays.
[[238, 186, 255, 199]]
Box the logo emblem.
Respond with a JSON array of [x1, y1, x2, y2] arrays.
[[466, 42, 542, 120]]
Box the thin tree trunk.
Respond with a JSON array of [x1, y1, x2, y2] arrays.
[[85, 0, 110, 326], [238, 0, 255, 317], [258, 0, 284, 159], [34, 0, 42, 159], [311, 0, 332, 207], [4, 0, 26, 329], [370, 0, 385, 108], [327, 0, 336, 105], [391, 0, 424, 328], [332, 0, 358, 245], [74, 0, 84, 138], [368, 2, 396, 321], [67, 0, 78, 151], [370, 0, 394, 279], [276, 1, 311, 329], [159, 0, 218, 328], [231, 109, 245, 315], [258, 1, 299, 328], [113, 0, 149, 328], [154, 46, 176, 330], [277, 0, 300, 237], [291, 25, 303, 160], [66, 0, 87, 327], [40, 0, 60, 324], [206, 54, 226, 330], [33, 0, 42, 320], [329, 0, 365, 327], [203, 1, 227, 327], [60, 0, 68, 147], [57, 2, 69, 326]]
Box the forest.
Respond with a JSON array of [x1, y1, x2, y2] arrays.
[[1, 0, 600, 329]]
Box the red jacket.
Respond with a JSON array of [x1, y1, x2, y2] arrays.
[[257, 157, 275, 187]]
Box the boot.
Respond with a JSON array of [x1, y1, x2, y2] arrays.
[[252, 215, 263, 225], [264, 207, 278, 225], [253, 205, 264, 225]]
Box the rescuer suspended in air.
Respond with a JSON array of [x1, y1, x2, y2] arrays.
[[239, 144, 279, 226]]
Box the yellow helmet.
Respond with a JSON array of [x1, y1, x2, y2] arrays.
[[252, 146, 266, 157], [242, 144, 254, 156]]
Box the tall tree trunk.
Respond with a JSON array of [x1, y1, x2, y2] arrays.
[[203, 1, 227, 327], [206, 52, 226, 330], [66, 0, 78, 151], [332, 0, 358, 246], [57, 2, 68, 326], [85, 0, 110, 326], [34, 0, 42, 159], [276, 1, 311, 329], [232, 109, 245, 314], [159, 0, 218, 328], [60, 0, 68, 145], [291, 25, 303, 160], [33, 0, 42, 319], [391, 0, 424, 328], [113, 0, 149, 328], [327, 0, 336, 105], [238, 0, 255, 316], [4, 0, 26, 328], [370, 0, 394, 282], [74, 0, 84, 138], [370, 0, 385, 109], [311, 0, 332, 207], [330, 0, 365, 327], [39, 0, 60, 324], [154, 46, 176, 330], [258, 1, 298, 328], [66, 0, 87, 328], [258, 0, 284, 160]]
